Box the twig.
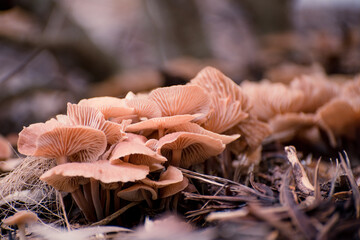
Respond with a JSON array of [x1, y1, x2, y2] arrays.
[[57, 191, 71, 231], [90, 201, 140, 226], [183, 192, 257, 202]]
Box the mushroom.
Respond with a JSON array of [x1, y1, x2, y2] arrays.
[[0, 135, 12, 160], [156, 132, 225, 168], [149, 85, 210, 122], [2, 211, 39, 240], [40, 160, 149, 221], [117, 183, 158, 207], [125, 96, 162, 120], [109, 137, 166, 172], [189, 67, 251, 133], [126, 114, 201, 138], [78, 96, 135, 120], [18, 122, 107, 165], [241, 80, 305, 121]]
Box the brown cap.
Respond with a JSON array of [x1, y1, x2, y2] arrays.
[[156, 132, 225, 168], [3, 211, 38, 226], [159, 176, 189, 198], [141, 166, 183, 188]]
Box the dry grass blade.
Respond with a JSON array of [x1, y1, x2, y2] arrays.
[[317, 213, 339, 240], [339, 151, 360, 218], [280, 169, 318, 239], [183, 192, 257, 203], [285, 146, 314, 195]]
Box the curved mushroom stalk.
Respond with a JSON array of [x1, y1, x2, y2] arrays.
[[90, 178, 103, 221]]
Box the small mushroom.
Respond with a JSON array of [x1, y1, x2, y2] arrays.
[[18, 121, 107, 165], [2, 211, 39, 240], [117, 183, 158, 207], [156, 132, 225, 168], [0, 135, 12, 160]]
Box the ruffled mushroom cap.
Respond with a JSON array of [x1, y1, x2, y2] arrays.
[[156, 132, 225, 168], [268, 113, 317, 142], [167, 122, 240, 145], [225, 116, 271, 154], [141, 166, 183, 188], [78, 97, 135, 120], [40, 160, 149, 188], [0, 136, 12, 160], [316, 98, 360, 147], [241, 80, 305, 121], [18, 122, 107, 164], [290, 75, 338, 113], [109, 139, 167, 170], [340, 76, 360, 110], [67, 103, 126, 144], [159, 176, 189, 198], [189, 67, 251, 133], [117, 183, 158, 201], [149, 85, 210, 120], [125, 97, 162, 119]]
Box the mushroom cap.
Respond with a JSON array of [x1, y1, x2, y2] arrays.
[[40, 160, 149, 192], [67, 103, 126, 144], [290, 75, 338, 113], [18, 124, 107, 163], [125, 114, 200, 133], [125, 97, 162, 119], [156, 132, 225, 168], [78, 97, 135, 120], [141, 166, 183, 188], [159, 176, 189, 198], [0, 135, 12, 160], [109, 140, 167, 166], [168, 121, 240, 145], [241, 80, 305, 121], [117, 183, 158, 201], [270, 113, 316, 133], [3, 211, 39, 226], [149, 85, 210, 119], [190, 66, 250, 105], [190, 67, 251, 133]]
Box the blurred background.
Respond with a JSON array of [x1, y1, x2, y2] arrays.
[[0, 0, 359, 136]]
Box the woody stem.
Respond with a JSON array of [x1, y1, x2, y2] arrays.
[[172, 149, 182, 167]]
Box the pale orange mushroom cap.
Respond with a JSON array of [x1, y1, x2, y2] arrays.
[[241, 80, 305, 121], [117, 183, 158, 201], [125, 114, 200, 133], [78, 97, 135, 120], [167, 122, 240, 145], [40, 160, 149, 190], [0, 136, 12, 160], [125, 97, 162, 119], [141, 166, 183, 188], [190, 67, 251, 133], [3, 210, 39, 226], [159, 176, 189, 198], [149, 85, 210, 119], [18, 123, 107, 163], [156, 132, 225, 168]]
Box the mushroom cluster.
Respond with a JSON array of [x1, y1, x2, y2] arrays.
[[241, 73, 360, 147], [17, 67, 265, 222]]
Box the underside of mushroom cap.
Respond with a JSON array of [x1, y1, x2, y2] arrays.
[[18, 124, 107, 163], [117, 183, 158, 201], [149, 85, 210, 119], [141, 166, 183, 188], [156, 132, 225, 168], [40, 160, 149, 187]]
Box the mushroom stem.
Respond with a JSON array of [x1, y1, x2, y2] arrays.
[[123, 155, 129, 163], [158, 128, 164, 138], [141, 189, 153, 208], [114, 186, 122, 211], [83, 183, 96, 214], [56, 155, 67, 165], [172, 149, 182, 167], [17, 223, 26, 240], [105, 189, 111, 217], [71, 189, 96, 222], [91, 179, 104, 220]]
